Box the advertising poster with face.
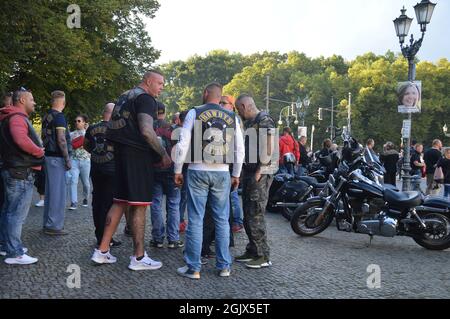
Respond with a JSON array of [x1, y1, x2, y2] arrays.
[[397, 81, 422, 113]]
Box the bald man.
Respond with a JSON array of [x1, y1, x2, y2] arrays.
[[92, 70, 171, 271], [234, 94, 276, 269], [174, 83, 245, 279], [84, 103, 120, 247]]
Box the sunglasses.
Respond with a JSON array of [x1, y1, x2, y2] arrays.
[[219, 101, 230, 105]]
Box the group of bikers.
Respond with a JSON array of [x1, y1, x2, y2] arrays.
[[0, 70, 278, 280]]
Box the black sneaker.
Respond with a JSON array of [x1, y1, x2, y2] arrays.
[[43, 228, 68, 236], [201, 257, 209, 265], [82, 199, 88, 207], [167, 240, 184, 249], [235, 251, 256, 263], [150, 240, 164, 248], [68, 203, 77, 210], [110, 239, 122, 247]]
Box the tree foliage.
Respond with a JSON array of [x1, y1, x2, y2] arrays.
[[162, 50, 449, 150], [0, 0, 160, 125]]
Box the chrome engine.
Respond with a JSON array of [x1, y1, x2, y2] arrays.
[[356, 213, 398, 237]]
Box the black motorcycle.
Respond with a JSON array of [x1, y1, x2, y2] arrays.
[[290, 141, 450, 251]]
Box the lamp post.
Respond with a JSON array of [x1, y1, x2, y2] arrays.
[[393, 0, 436, 191], [443, 124, 450, 138], [295, 96, 310, 127]]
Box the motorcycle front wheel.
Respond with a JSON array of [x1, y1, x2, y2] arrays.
[[290, 201, 334, 236], [413, 212, 450, 251]]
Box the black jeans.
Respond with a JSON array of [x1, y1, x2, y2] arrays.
[[91, 170, 114, 243], [202, 198, 234, 255], [0, 169, 4, 211], [34, 167, 45, 196]]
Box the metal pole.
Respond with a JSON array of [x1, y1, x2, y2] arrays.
[[402, 58, 416, 191], [311, 125, 315, 153], [330, 96, 334, 140], [266, 75, 270, 113], [348, 92, 352, 135]]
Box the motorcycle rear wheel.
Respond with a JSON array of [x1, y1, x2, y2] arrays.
[[413, 212, 450, 251], [290, 201, 334, 236]]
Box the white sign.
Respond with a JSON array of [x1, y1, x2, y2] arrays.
[[402, 120, 411, 138], [298, 126, 307, 139]]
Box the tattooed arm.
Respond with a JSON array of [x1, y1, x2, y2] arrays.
[[137, 113, 171, 167], [56, 128, 71, 170]]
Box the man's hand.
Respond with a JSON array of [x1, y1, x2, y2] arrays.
[[231, 176, 240, 191], [174, 173, 184, 188], [64, 158, 72, 171], [159, 154, 172, 169], [255, 170, 262, 183]]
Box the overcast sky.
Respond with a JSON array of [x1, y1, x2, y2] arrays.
[[145, 0, 449, 64]]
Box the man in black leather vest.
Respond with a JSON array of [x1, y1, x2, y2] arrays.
[[0, 89, 44, 265], [84, 102, 121, 248], [173, 83, 245, 279], [92, 70, 172, 271]]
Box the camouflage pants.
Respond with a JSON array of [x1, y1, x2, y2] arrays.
[[242, 171, 273, 259]]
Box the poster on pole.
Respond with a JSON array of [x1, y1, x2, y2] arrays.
[[298, 126, 307, 139], [402, 120, 411, 138], [397, 81, 422, 113]]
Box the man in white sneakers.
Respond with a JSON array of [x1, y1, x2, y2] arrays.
[[91, 70, 171, 271], [0, 88, 44, 264]]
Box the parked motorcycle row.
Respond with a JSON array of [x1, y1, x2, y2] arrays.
[[267, 135, 450, 251]]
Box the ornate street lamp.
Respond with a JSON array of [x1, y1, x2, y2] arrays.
[[393, 0, 436, 191], [414, 0, 437, 32], [443, 124, 450, 137]]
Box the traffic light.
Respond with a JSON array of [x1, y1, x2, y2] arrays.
[[318, 108, 323, 121]]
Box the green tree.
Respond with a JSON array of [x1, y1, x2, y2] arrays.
[[0, 0, 160, 125]]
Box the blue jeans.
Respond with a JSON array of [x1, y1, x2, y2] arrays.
[[150, 173, 181, 242], [185, 170, 231, 272], [67, 158, 91, 204], [444, 184, 450, 199], [231, 190, 243, 226], [0, 170, 34, 258]]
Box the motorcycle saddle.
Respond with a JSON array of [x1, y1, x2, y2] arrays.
[[423, 196, 450, 210], [384, 189, 422, 208]]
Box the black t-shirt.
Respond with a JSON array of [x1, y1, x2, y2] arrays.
[[410, 151, 423, 171], [135, 94, 157, 120], [44, 109, 71, 157], [299, 144, 311, 166], [424, 148, 442, 174]]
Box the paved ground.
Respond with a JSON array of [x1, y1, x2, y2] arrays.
[[0, 184, 449, 299]]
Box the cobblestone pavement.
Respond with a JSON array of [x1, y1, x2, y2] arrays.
[[0, 189, 449, 299]]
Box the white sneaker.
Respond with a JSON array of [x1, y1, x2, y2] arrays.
[[1, 247, 28, 257], [128, 252, 162, 271], [91, 249, 117, 264], [35, 200, 45, 207], [219, 268, 231, 277], [4, 254, 38, 265]]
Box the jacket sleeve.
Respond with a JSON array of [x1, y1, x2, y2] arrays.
[[9, 115, 44, 158], [294, 140, 300, 162]]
